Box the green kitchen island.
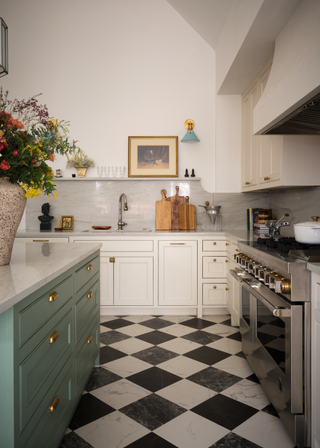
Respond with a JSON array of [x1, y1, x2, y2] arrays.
[[0, 241, 101, 448]]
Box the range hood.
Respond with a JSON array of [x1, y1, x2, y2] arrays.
[[253, 0, 320, 135]]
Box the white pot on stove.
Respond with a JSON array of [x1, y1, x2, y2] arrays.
[[294, 222, 320, 244]]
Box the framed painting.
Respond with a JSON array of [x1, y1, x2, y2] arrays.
[[128, 136, 178, 177], [61, 216, 74, 230]]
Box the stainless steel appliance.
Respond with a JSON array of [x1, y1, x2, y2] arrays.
[[230, 238, 319, 448]]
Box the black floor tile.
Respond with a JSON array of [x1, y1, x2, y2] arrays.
[[182, 330, 222, 345], [127, 366, 181, 392], [69, 394, 114, 430], [59, 431, 94, 448], [184, 346, 231, 365], [210, 432, 263, 448], [125, 432, 177, 447], [191, 394, 258, 430], [99, 346, 127, 364], [132, 346, 179, 365], [226, 331, 242, 342], [187, 366, 242, 392], [234, 351, 246, 358], [136, 330, 176, 345], [85, 367, 122, 391], [246, 373, 260, 384], [120, 394, 186, 431], [100, 330, 131, 345], [261, 403, 279, 417], [140, 318, 174, 330], [220, 319, 236, 328], [100, 318, 133, 330], [180, 317, 214, 330]]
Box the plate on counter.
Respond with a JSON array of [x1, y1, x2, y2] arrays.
[[92, 226, 111, 230]]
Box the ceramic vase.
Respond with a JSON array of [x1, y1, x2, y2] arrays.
[[0, 177, 27, 265], [75, 167, 88, 178]]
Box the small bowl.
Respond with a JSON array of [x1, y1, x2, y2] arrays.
[[54, 227, 63, 232], [92, 226, 111, 230]]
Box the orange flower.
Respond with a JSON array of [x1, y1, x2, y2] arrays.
[[49, 153, 54, 162], [0, 160, 10, 170]]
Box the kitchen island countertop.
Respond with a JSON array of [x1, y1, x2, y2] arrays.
[[0, 241, 101, 315]]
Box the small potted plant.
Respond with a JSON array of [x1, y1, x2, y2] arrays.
[[66, 147, 95, 177]]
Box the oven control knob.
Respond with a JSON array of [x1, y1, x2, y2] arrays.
[[269, 272, 279, 289], [245, 258, 252, 271], [258, 267, 266, 282], [240, 256, 248, 269], [264, 270, 275, 286], [254, 265, 263, 278], [261, 268, 271, 284], [247, 260, 256, 274], [275, 278, 291, 294]]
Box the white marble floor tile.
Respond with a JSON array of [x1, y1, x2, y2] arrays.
[[156, 379, 217, 409], [158, 338, 202, 355], [221, 379, 270, 410], [101, 356, 151, 377], [234, 411, 295, 448], [90, 379, 150, 409], [100, 325, 112, 334], [75, 411, 150, 448], [100, 315, 118, 323], [115, 323, 154, 337], [123, 315, 156, 323], [161, 316, 193, 324], [207, 338, 242, 354], [154, 411, 229, 448], [202, 315, 231, 324], [159, 323, 197, 337], [214, 355, 254, 378], [100, 342, 106, 348], [158, 356, 207, 378], [109, 338, 153, 355], [204, 323, 239, 337]]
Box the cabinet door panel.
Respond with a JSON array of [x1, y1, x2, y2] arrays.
[[159, 241, 197, 306], [100, 256, 114, 306], [242, 83, 259, 188], [114, 257, 153, 306], [203, 283, 227, 306], [203, 256, 227, 278]]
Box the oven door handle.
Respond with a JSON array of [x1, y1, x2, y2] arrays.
[[240, 279, 291, 318]]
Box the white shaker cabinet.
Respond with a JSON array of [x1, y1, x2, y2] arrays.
[[226, 237, 240, 326], [310, 270, 320, 448], [158, 241, 197, 306]]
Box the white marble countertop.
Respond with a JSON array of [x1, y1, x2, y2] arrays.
[[0, 242, 101, 315]]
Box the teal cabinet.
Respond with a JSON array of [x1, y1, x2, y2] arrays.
[[0, 251, 100, 448]]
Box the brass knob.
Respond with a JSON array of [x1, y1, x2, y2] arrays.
[[213, 285, 217, 289], [311, 216, 320, 222], [226, 287, 229, 291], [264, 176, 270, 181], [245, 182, 250, 185], [48, 291, 58, 302], [213, 258, 216, 262], [87, 291, 93, 298], [281, 279, 291, 294], [213, 242, 216, 245], [87, 264, 93, 271], [205, 201, 209, 206], [49, 331, 59, 344], [235, 249, 239, 252], [87, 335, 93, 344], [225, 259, 229, 263], [49, 396, 59, 413], [226, 243, 229, 246]]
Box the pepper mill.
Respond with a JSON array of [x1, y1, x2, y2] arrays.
[[184, 169, 189, 177], [191, 169, 195, 177]]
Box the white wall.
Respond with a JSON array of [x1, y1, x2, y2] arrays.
[[1, 0, 216, 192]]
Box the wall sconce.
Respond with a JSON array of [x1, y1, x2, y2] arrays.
[[181, 119, 200, 142], [0, 18, 8, 78]]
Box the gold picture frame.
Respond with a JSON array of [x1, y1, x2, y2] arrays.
[[61, 216, 74, 230], [128, 136, 178, 177]]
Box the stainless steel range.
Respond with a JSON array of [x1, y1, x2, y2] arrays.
[[230, 237, 318, 448]]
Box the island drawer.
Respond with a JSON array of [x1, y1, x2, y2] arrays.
[[202, 240, 227, 252], [17, 274, 73, 348], [202, 256, 227, 278], [202, 283, 227, 305], [75, 277, 100, 346], [75, 255, 100, 293]]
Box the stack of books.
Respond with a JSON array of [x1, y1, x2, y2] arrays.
[[253, 223, 269, 239], [247, 208, 272, 230]]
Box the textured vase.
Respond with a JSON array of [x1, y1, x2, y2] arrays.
[[0, 177, 27, 265], [75, 166, 88, 178]]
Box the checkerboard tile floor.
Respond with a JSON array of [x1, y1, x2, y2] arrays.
[[59, 315, 297, 448]]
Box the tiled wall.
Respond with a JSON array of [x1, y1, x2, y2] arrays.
[[26, 179, 269, 231]]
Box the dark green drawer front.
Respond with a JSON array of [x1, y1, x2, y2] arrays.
[[75, 314, 99, 401], [24, 362, 74, 448], [18, 274, 73, 348], [75, 278, 100, 346], [19, 309, 73, 433], [75, 255, 99, 294]]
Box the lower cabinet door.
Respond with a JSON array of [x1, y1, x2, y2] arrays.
[[203, 256, 227, 278], [202, 283, 227, 306]]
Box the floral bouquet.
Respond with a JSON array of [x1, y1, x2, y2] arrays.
[[0, 88, 78, 198], [66, 147, 95, 168]]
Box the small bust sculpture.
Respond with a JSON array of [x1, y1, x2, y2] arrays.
[[38, 203, 54, 230]]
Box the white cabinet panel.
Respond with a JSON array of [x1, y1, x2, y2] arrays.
[[203, 283, 227, 306], [202, 256, 227, 278]]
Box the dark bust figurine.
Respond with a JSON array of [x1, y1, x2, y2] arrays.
[[38, 203, 54, 230]]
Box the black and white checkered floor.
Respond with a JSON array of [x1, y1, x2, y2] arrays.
[[59, 315, 297, 448]]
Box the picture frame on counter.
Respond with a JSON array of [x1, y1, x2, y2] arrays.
[[61, 216, 74, 230], [128, 136, 178, 177]]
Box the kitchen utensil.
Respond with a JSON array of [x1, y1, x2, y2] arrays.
[[199, 203, 222, 231], [166, 186, 185, 230], [156, 189, 172, 230], [179, 196, 196, 230], [92, 226, 111, 230], [294, 221, 320, 244]]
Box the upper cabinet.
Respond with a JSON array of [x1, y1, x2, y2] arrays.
[[241, 59, 320, 192]]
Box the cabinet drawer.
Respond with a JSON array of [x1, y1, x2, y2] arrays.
[[75, 278, 100, 345], [24, 362, 74, 448], [202, 240, 227, 252], [203, 283, 227, 306], [17, 274, 73, 348], [75, 314, 100, 401], [75, 255, 100, 293], [74, 240, 154, 252], [226, 241, 238, 256], [15, 237, 69, 243], [203, 256, 227, 278], [19, 308, 73, 434]]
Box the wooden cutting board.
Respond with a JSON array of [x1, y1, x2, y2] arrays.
[[166, 186, 185, 230], [179, 196, 196, 230], [156, 189, 172, 230]]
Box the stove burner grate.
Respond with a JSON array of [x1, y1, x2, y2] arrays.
[[256, 236, 320, 253]]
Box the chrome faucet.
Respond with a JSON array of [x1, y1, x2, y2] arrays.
[[266, 213, 290, 237], [118, 193, 128, 230]]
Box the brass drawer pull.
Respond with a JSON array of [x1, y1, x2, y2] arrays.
[[170, 243, 186, 245], [225, 259, 229, 263], [226, 287, 229, 291], [264, 176, 270, 181], [236, 249, 239, 252], [245, 182, 250, 185], [213, 242, 216, 245], [213, 285, 217, 289], [213, 258, 216, 262], [87, 335, 93, 344], [87, 264, 93, 271], [33, 239, 49, 242], [226, 243, 229, 246], [235, 267, 240, 270], [48, 291, 58, 302], [49, 331, 59, 344], [87, 291, 93, 299], [49, 396, 59, 413]]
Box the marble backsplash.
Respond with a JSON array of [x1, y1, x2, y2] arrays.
[[25, 179, 269, 232]]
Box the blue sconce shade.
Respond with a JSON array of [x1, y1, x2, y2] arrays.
[[181, 119, 200, 142]]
